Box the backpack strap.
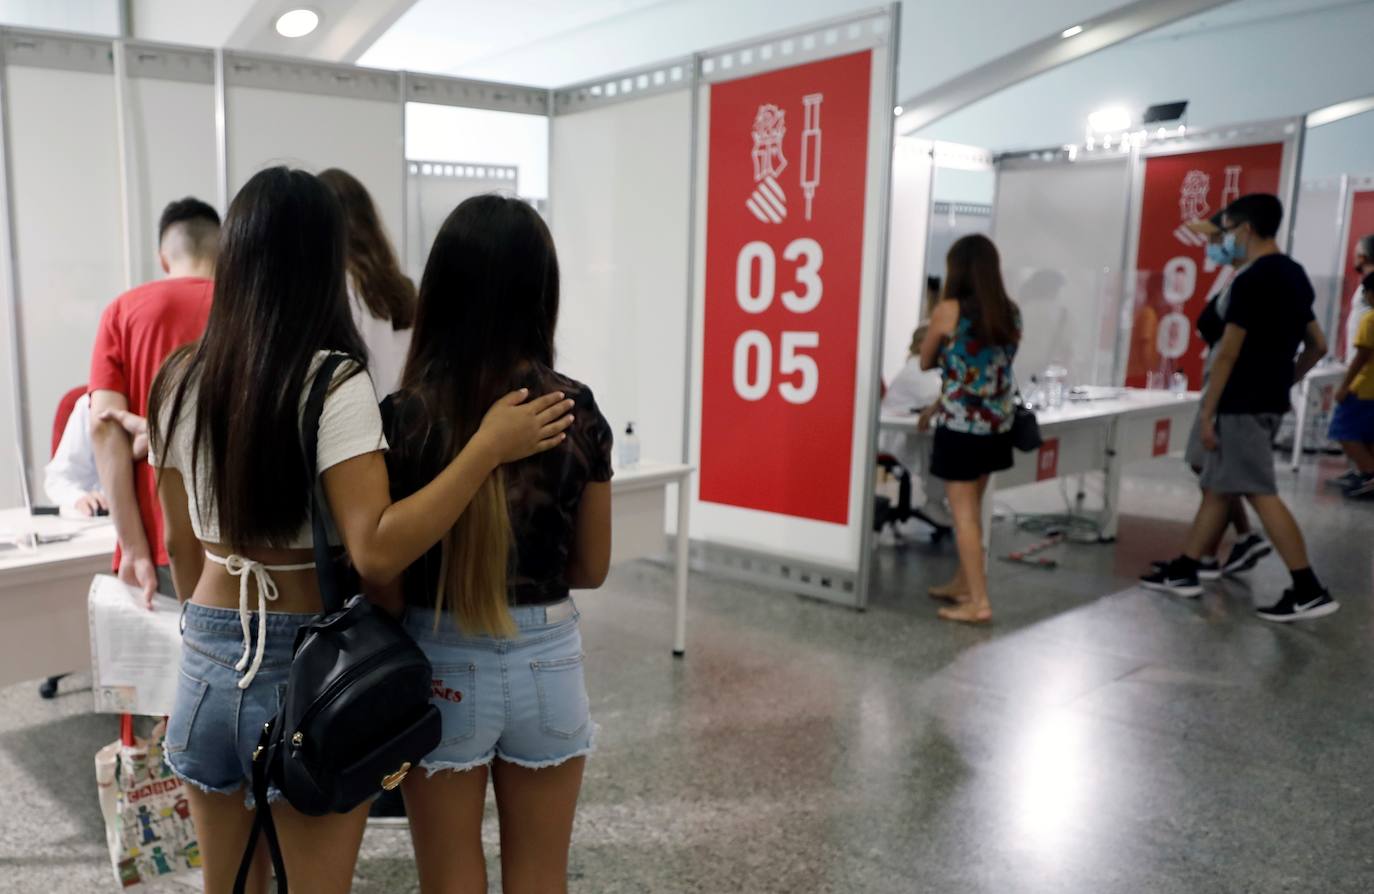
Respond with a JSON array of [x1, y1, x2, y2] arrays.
[[302, 354, 350, 616], [233, 722, 289, 893]]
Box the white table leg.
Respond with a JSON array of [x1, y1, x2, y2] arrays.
[[1101, 419, 1123, 541], [673, 475, 691, 658], [1291, 377, 1310, 471]]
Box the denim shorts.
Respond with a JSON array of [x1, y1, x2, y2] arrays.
[[404, 599, 595, 773], [164, 603, 315, 808]]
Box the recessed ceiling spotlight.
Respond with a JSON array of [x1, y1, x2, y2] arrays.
[[1087, 105, 1132, 133], [893, 105, 903, 116], [275, 8, 320, 38], [1061, 25, 1084, 39]]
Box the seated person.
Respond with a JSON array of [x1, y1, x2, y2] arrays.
[[879, 324, 948, 526], [44, 397, 147, 517]]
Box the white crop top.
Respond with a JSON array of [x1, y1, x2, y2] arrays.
[[150, 351, 388, 548]]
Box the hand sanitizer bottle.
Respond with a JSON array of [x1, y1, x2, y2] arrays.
[[618, 422, 640, 469]]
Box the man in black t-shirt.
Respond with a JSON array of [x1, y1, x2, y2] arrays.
[[1141, 194, 1337, 621]]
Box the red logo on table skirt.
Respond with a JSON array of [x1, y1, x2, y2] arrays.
[[1037, 438, 1060, 481], [1153, 418, 1172, 457], [1321, 386, 1334, 413]]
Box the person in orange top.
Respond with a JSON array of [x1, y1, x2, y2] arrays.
[[89, 198, 219, 605]]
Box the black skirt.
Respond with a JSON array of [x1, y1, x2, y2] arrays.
[[930, 426, 1014, 482]]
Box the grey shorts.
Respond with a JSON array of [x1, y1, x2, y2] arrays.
[[1184, 411, 1208, 473], [1198, 413, 1282, 496]]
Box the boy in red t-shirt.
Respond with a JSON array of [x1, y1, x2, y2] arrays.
[[89, 198, 219, 605]]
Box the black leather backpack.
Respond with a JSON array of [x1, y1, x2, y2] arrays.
[[234, 354, 441, 893]]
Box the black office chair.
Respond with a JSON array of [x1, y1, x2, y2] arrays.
[[874, 452, 951, 543]]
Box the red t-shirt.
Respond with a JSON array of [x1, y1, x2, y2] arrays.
[[88, 277, 213, 569]]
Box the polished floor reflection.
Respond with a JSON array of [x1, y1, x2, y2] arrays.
[[2, 454, 1370, 892]]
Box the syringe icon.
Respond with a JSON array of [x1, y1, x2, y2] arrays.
[[800, 93, 823, 221]]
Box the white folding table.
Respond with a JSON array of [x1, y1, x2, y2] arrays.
[[881, 389, 1202, 544], [0, 509, 116, 688], [0, 462, 697, 690]]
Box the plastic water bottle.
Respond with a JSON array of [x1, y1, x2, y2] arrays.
[[1043, 365, 1068, 410], [618, 422, 640, 470]]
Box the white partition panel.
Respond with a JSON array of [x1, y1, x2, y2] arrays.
[[226, 57, 402, 247], [6, 45, 123, 501], [551, 89, 693, 469], [1291, 176, 1347, 343], [992, 155, 1131, 387], [123, 44, 218, 285], [405, 161, 519, 280], [882, 136, 932, 385], [687, 10, 898, 606]]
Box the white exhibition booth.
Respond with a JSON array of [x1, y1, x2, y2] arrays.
[[0, 7, 904, 642]]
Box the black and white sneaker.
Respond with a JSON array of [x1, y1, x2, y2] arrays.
[[1344, 474, 1374, 499], [1151, 556, 1220, 579], [1221, 534, 1272, 575], [1326, 470, 1363, 490], [1256, 589, 1340, 622], [1140, 559, 1203, 598]]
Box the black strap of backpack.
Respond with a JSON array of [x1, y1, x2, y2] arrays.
[[231, 354, 348, 894], [303, 353, 350, 616], [233, 724, 289, 893]]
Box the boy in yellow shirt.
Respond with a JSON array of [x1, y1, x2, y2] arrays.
[[1330, 292, 1374, 498]]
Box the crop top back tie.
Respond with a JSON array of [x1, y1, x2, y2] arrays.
[[205, 552, 315, 689]]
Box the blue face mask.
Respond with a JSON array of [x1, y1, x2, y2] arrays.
[[1206, 240, 1231, 267], [1222, 230, 1246, 264]]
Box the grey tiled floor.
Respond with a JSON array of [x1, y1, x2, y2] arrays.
[[1, 452, 1370, 892]]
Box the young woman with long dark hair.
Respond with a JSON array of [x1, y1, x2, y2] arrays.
[[919, 234, 1021, 624], [319, 167, 415, 398], [382, 194, 613, 893], [148, 168, 573, 894]]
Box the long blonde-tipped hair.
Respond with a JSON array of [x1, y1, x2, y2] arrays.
[[399, 195, 561, 638], [434, 470, 515, 637]]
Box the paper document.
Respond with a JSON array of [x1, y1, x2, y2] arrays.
[[88, 574, 183, 716]]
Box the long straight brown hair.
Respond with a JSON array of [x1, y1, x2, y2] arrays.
[[396, 195, 560, 637], [944, 234, 1020, 347], [319, 168, 416, 331], [149, 167, 367, 548]]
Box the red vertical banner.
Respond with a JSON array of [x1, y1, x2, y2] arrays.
[[1125, 143, 1286, 389], [1152, 418, 1171, 457], [1336, 190, 1374, 358], [1036, 439, 1060, 481], [698, 51, 872, 524]]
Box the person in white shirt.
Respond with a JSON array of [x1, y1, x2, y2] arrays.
[[44, 395, 103, 515], [1344, 234, 1373, 365], [45, 398, 150, 516], [879, 323, 949, 527], [319, 168, 415, 399]]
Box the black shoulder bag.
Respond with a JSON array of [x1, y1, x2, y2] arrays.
[[234, 355, 441, 893], [1010, 376, 1043, 453]]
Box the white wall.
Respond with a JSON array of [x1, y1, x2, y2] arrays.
[[882, 137, 932, 385], [992, 157, 1131, 387], [1302, 110, 1374, 182], [550, 90, 692, 467], [8, 65, 123, 500], [405, 103, 549, 200], [124, 75, 218, 283], [227, 85, 404, 256], [405, 167, 516, 279]]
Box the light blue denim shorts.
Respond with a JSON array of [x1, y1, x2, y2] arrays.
[[164, 603, 316, 808], [404, 598, 595, 773]]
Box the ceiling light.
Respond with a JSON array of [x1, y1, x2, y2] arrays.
[[1061, 25, 1084, 39], [1087, 105, 1132, 133], [893, 105, 903, 116], [275, 8, 320, 38]]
